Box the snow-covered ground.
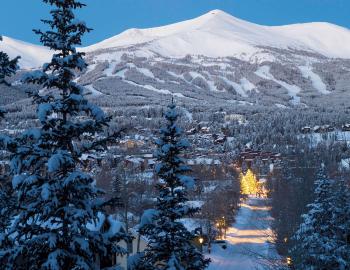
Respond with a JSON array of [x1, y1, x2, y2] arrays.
[[207, 197, 281, 270]]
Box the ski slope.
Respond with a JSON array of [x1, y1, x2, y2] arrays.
[[255, 65, 301, 104], [207, 197, 281, 270], [299, 66, 330, 94]]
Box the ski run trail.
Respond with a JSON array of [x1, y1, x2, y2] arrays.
[[207, 197, 281, 270]]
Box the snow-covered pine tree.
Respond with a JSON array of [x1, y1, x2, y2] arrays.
[[0, 149, 17, 267], [0, 36, 20, 87], [290, 168, 349, 269], [111, 164, 125, 209], [0, 36, 20, 264], [332, 178, 350, 268], [0, 35, 20, 118], [137, 101, 210, 270], [0, 1, 128, 269]]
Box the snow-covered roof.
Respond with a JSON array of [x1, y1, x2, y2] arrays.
[[125, 156, 144, 164], [188, 157, 222, 165], [179, 218, 203, 233], [139, 209, 158, 227], [86, 212, 125, 236], [186, 200, 204, 209], [340, 158, 350, 170]]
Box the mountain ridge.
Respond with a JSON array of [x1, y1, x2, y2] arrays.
[[84, 9, 350, 59], [1, 10, 350, 68]]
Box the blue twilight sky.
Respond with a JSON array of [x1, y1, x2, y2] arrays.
[[0, 0, 349, 46]]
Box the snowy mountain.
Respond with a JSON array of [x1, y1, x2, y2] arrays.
[[84, 9, 350, 60], [0, 36, 52, 69], [1, 10, 350, 109], [2, 10, 350, 68], [76, 10, 350, 109]]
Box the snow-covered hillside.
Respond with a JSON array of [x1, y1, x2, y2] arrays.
[[2, 10, 350, 69], [0, 36, 52, 69], [85, 9, 350, 59]]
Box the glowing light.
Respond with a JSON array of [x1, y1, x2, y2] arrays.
[[240, 169, 258, 195], [199, 237, 204, 244]]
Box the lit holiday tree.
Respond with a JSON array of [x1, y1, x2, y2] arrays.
[[240, 169, 258, 195]]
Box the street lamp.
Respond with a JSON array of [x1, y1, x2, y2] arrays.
[[199, 236, 204, 253], [199, 237, 204, 244]]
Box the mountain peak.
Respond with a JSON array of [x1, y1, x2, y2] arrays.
[[193, 9, 251, 27], [200, 9, 242, 21], [203, 9, 231, 17]]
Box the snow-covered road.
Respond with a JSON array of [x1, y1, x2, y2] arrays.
[[207, 197, 280, 270]]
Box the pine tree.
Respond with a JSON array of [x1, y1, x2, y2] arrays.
[[137, 101, 210, 270], [111, 164, 125, 209], [0, 1, 128, 269], [331, 179, 350, 268], [0, 35, 20, 117], [0, 36, 20, 87], [0, 36, 20, 264], [290, 168, 350, 269], [0, 162, 16, 266]]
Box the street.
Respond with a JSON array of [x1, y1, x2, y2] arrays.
[[207, 197, 281, 269]]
